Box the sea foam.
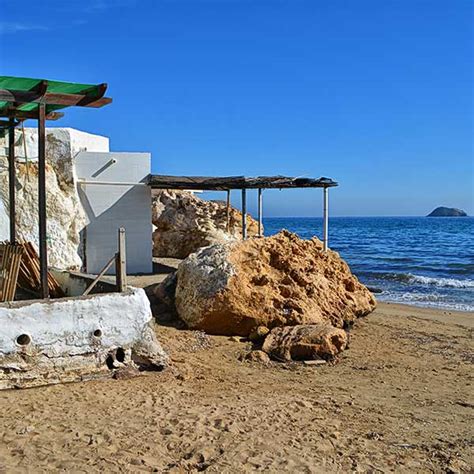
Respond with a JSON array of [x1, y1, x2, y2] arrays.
[[405, 274, 474, 289]]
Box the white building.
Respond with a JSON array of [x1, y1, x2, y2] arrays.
[[0, 127, 153, 274]]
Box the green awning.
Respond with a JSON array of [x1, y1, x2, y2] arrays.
[[0, 76, 111, 120]]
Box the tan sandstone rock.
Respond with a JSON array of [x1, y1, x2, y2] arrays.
[[152, 190, 260, 258], [175, 230, 376, 336], [262, 324, 348, 361], [248, 325, 270, 342], [243, 350, 271, 364]]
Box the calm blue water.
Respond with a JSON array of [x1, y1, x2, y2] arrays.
[[263, 217, 474, 312]]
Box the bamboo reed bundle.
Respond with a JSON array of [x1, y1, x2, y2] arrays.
[[0, 243, 23, 302], [0, 241, 65, 299]]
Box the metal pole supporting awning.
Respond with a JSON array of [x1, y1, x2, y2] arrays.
[[323, 186, 329, 251], [238, 185, 331, 249]]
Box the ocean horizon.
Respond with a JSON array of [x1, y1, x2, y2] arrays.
[[263, 216, 474, 312]]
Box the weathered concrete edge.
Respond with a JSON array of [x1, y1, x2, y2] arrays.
[[0, 288, 168, 389]]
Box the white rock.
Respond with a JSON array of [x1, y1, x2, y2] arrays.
[[175, 243, 236, 328], [0, 128, 108, 270], [152, 189, 261, 258]]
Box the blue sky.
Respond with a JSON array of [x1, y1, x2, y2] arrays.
[[1, 0, 472, 217]]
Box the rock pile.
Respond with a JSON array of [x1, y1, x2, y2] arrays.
[[158, 230, 376, 361], [152, 190, 260, 258]]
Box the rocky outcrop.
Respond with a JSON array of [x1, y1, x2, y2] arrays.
[[262, 324, 348, 361], [174, 230, 376, 336], [427, 207, 468, 217], [152, 190, 260, 258], [0, 128, 109, 270]]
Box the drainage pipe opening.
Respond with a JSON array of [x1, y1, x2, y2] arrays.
[[16, 334, 31, 346]]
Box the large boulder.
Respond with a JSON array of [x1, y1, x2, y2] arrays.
[[152, 190, 260, 258], [175, 230, 376, 336], [262, 324, 348, 361]]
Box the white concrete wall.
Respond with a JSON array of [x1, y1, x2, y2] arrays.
[[0, 289, 151, 355], [75, 151, 152, 274], [69, 128, 110, 157], [0, 127, 109, 162], [0, 288, 168, 389]]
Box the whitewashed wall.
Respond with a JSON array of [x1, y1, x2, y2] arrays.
[[0, 127, 109, 162], [75, 151, 153, 274], [0, 288, 168, 389], [0, 128, 110, 269]]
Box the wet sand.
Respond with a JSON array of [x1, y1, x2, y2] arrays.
[[0, 302, 472, 472]]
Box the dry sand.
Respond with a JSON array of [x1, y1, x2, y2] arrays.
[[0, 302, 472, 472]]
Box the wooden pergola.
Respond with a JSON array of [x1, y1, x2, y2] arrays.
[[148, 175, 338, 249], [0, 76, 112, 299]]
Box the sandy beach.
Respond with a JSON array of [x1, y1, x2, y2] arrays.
[[0, 302, 472, 473]]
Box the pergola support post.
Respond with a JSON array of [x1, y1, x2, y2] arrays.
[[241, 189, 247, 240], [8, 119, 16, 244], [323, 186, 329, 251], [38, 103, 49, 299], [257, 188, 263, 237], [116, 227, 127, 292], [226, 189, 231, 232]]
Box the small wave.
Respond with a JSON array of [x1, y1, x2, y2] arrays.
[[377, 292, 474, 312], [378, 273, 474, 288], [409, 274, 474, 288]]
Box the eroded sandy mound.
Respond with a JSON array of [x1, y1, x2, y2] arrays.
[[175, 230, 376, 336]]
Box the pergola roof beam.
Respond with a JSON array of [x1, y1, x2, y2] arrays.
[[1, 109, 64, 121], [77, 83, 108, 106], [0, 89, 112, 108]]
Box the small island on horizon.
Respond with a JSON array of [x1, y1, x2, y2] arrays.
[[427, 206, 468, 217]]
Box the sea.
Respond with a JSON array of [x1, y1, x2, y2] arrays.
[[263, 217, 474, 312]]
